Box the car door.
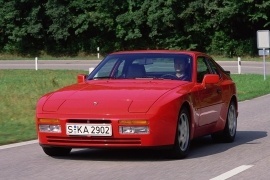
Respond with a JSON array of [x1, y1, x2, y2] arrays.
[[196, 56, 223, 126]]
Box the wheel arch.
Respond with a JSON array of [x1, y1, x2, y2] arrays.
[[170, 101, 192, 158]]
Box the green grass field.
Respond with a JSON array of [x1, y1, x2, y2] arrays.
[[0, 70, 269, 145], [0, 70, 87, 145]]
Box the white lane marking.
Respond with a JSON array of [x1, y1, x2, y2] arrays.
[[0, 140, 38, 150], [210, 165, 254, 180]]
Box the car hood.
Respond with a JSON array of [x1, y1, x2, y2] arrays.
[[42, 80, 188, 114]]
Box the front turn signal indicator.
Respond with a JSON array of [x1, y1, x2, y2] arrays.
[[118, 120, 148, 125], [38, 119, 60, 124]]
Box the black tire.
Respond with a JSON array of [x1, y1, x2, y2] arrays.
[[170, 107, 190, 159], [211, 101, 237, 143], [42, 147, 72, 157]]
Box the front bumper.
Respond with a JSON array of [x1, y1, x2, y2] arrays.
[[37, 114, 177, 148]]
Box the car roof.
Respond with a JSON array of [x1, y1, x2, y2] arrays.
[[109, 50, 208, 57]]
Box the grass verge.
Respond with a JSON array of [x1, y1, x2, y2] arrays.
[[0, 70, 269, 145], [0, 69, 87, 145]]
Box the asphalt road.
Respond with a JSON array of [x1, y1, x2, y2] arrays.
[[0, 59, 269, 179], [0, 60, 270, 75], [0, 94, 269, 180]]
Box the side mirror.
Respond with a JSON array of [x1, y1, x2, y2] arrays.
[[77, 74, 87, 83], [202, 74, 219, 85], [192, 74, 220, 91]]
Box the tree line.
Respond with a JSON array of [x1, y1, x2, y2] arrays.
[[0, 0, 269, 57]]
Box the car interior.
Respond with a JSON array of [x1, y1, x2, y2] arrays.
[[125, 64, 146, 78]]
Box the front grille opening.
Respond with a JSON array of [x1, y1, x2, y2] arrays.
[[46, 136, 141, 145]]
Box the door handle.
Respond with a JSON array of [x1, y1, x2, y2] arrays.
[[217, 88, 222, 94]]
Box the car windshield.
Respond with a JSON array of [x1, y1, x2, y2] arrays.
[[88, 53, 193, 81]]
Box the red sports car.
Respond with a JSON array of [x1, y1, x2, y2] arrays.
[[36, 50, 238, 159]]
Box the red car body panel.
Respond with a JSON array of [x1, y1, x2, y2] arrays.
[[36, 50, 238, 149]]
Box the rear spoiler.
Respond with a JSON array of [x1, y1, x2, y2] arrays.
[[225, 70, 231, 76]]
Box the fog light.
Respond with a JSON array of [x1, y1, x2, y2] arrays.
[[119, 126, 149, 134], [39, 125, 61, 133]]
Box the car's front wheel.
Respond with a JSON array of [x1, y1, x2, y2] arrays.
[[42, 146, 72, 157], [170, 107, 190, 159], [212, 101, 237, 142]]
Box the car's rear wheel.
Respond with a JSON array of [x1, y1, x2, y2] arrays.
[[42, 146, 72, 156], [170, 107, 190, 159], [212, 101, 237, 142]]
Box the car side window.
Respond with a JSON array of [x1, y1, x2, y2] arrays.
[[207, 58, 221, 77], [197, 57, 210, 83]]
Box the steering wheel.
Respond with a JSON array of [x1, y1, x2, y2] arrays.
[[160, 74, 177, 79]]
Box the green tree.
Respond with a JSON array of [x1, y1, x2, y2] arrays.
[[0, 0, 45, 55], [0, 0, 270, 56]]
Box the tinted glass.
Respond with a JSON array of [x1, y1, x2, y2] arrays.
[[88, 53, 193, 81]]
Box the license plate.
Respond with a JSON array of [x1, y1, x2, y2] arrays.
[[66, 123, 112, 136]]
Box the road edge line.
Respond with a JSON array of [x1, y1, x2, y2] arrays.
[[0, 139, 38, 150]]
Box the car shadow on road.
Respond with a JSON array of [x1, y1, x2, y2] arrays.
[[188, 130, 267, 158], [53, 130, 267, 161]]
